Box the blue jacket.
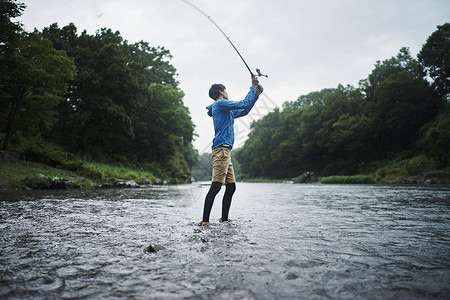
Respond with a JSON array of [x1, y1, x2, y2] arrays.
[[206, 86, 259, 149]]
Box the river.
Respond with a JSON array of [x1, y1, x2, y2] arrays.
[[1, 183, 449, 299]]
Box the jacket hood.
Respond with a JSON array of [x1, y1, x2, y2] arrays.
[[206, 104, 213, 117]]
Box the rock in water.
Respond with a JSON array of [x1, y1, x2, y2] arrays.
[[285, 272, 299, 280], [292, 171, 319, 183], [125, 180, 140, 188], [145, 245, 157, 253], [144, 244, 166, 253], [98, 179, 140, 188]]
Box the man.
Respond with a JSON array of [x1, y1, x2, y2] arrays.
[[201, 76, 264, 226]]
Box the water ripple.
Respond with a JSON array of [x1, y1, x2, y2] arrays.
[[0, 183, 449, 299]]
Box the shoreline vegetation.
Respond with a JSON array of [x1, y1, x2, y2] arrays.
[[1, 150, 448, 191], [241, 155, 450, 185], [0, 150, 189, 191]]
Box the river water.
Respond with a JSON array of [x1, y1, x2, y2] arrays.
[[0, 183, 449, 299]]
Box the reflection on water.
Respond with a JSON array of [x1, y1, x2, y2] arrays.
[[1, 183, 449, 299]]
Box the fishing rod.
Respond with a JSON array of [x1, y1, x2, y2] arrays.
[[181, 0, 268, 78]]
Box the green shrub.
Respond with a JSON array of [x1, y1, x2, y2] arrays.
[[63, 161, 84, 172], [77, 163, 104, 180], [123, 172, 138, 181], [404, 155, 432, 175], [320, 175, 375, 184], [418, 104, 450, 167], [74, 161, 158, 183], [15, 136, 76, 167], [375, 167, 408, 183]]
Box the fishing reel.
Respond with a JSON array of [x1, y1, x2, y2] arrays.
[[255, 68, 268, 78]]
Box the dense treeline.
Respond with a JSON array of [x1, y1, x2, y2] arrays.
[[236, 24, 450, 179], [1, 1, 196, 179]]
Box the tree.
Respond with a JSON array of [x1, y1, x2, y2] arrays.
[[0, 30, 75, 150], [363, 47, 424, 101], [0, 0, 25, 148], [0, 0, 26, 47], [134, 84, 194, 165], [237, 85, 370, 178], [42, 23, 195, 176], [362, 48, 441, 156], [372, 71, 440, 152], [419, 23, 450, 101], [43, 24, 183, 159]]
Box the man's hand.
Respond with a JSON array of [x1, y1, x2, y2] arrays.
[[252, 75, 259, 88], [256, 84, 264, 96]]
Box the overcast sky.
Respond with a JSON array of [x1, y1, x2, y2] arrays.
[[19, 0, 449, 153]]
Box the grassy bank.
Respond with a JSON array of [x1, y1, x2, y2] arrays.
[[373, 155, 447, 183], [238, 155, 449, 185], [0, 159, 78, 189], [320, 155, 449, 184], [74, 162, 159, 184], [0, 151, 170, 190], [320, 175, 375, 184]]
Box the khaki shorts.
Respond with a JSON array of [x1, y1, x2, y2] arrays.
[[212, 146, 235, 185]]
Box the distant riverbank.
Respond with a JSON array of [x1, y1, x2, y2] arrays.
[[243, 155, 450, 185], [1, 151, 448, 191]]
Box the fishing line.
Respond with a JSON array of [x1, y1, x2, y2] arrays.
[[181, 0, 268, 78]]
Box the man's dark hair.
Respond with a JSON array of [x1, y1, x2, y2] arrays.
[[209, 84, 226, 100]]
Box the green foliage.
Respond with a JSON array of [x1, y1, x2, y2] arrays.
[[0, 154, 163, 189], [76, 162, 157, 183], [369, 69, 441, 155], [363, 47, 424, 97], [1, 5, 195, 182], [14, 136, 77, 168], [0, 29, 76, 150], [404, 155, 435, 176], [22, 174, 53, 189], [75, 163, 104, 180], [0, 0, 26, 46], [418, 23, 450, 101], [0, 159, 69, 188], [237, 43, 446, 179], [375, 166, 408, 183], [372, 155, 438, 183], [238, 85, 370, 178], [320, 175, 375, 184], [417, 103, 450, 166], [39, 23, 195, 178], [9, 136, 158, 182], [135, 83, 194, 165]]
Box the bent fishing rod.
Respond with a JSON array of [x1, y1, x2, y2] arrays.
[[181, 0, 268, 78]]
